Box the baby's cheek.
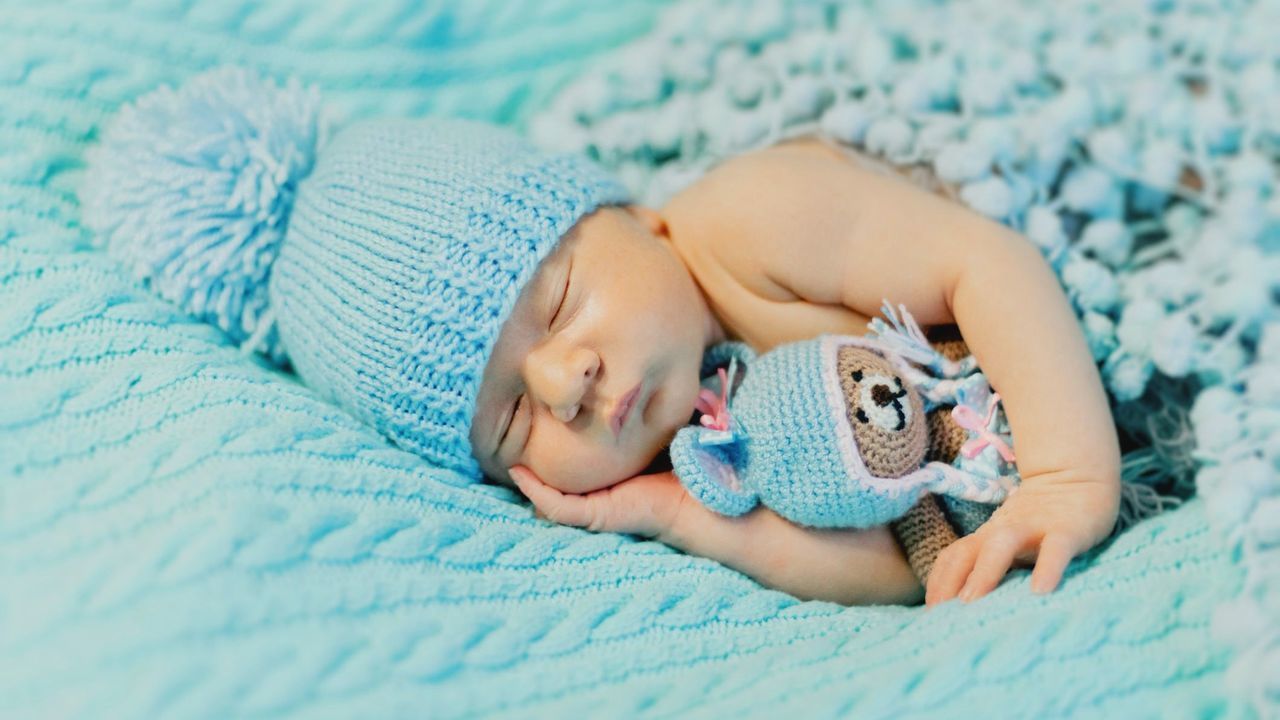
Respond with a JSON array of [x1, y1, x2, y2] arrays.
[[527, 432, 638, 494]]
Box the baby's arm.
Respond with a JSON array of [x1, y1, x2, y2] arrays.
[[688, 140, 1121, 603], [922, 230, 1121, 604], [511, 466, 923, 605], [661, 481, 924, 605]]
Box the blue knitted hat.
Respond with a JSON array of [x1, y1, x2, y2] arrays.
[[79, 67, 631, 482]]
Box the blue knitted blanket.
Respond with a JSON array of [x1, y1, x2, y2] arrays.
[[1, 0, 1274, 717]]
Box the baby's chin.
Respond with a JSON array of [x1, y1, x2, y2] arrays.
[[591, 421, 680, 487], [641, 411, 686, 471], [636, 445, 674, 475], [624, 377, 696, 478]]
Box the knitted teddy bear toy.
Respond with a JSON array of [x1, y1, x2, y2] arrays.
[[670, 301, 1020, 585]]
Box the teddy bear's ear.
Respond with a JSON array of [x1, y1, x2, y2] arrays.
[[669, 427, 758, 516]]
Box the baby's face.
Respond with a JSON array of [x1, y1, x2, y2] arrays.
[[470, 205, 716, 493]]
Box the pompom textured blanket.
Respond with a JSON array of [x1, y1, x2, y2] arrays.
[[0, 1, 1275, 718]]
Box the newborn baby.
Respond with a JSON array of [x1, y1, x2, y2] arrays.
[[86, 67, 1122, 609], [471, 134, 1122, 607]]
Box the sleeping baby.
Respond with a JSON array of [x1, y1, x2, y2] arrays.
[[469, 133, 1123, 607], [83, 67, 1123, 607]]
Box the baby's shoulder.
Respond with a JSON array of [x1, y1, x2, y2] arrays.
[[662, 138, 885, 349], [660, 145, 815, 297], [668, 135, 956, 227], [663, 137, 874, 298], [671, 135, 848, 206], [664, 137, 844, 257]]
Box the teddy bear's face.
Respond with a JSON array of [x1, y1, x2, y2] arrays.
[[835, 346, 927, 477]]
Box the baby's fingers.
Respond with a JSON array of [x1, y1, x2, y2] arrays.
[[510, 466, 592, 528], [958, 526, 1034, 602], [1030, 532, 1077, 594], [926, 537, 979, 607]]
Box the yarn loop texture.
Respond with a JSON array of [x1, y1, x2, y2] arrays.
[[81, 66, 325, 364]]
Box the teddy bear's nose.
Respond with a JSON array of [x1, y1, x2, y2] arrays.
[[871, 383, 896, 406]]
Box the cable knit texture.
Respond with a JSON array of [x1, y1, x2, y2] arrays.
[[0, 250, 1247, 718], [0, 0, 1271, 718]]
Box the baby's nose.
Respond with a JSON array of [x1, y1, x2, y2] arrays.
[[553, 402, 581, 423], [525, 341, 600, 422]]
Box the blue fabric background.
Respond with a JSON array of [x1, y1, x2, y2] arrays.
[[0, 1, 1248, 717]]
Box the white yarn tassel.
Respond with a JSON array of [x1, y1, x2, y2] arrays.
[[867, 299, 973, 378], [1111, 481, 1184, 538]]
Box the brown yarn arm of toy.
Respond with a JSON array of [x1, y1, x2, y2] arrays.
[[887, 325, 970, 588], [889, 493, 958, 588]]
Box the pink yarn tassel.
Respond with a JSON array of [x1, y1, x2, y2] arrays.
[[695, 366, 733, 431]]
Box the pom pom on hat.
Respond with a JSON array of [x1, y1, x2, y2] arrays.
[[81, 67, 326, 364]]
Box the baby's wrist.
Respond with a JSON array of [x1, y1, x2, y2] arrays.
[[656, 486, 698, 549], [657, 487, 759, 569]]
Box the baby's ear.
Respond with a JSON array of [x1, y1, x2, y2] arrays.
[[669, 427, 758, 516]]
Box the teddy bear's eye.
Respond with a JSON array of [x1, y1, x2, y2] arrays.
[[850, 369, 863, 382]]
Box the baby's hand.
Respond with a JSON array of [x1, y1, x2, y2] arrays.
[[924, 470, 1120, 606], [509, 465, 687, 541]]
